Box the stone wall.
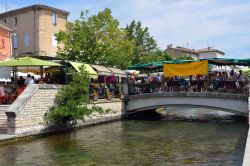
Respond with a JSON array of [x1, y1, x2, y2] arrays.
[[6, 84, 60, 135], [5, 84, 124, 136], [15, 89, 58, 128]]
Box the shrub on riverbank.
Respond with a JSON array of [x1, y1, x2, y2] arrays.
[[45, 67, 104, 123]]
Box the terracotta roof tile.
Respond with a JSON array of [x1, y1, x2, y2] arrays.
[[196, 48, 225, 54], [0, 22, 12, 32], [0, 4, 70, 17], [166, 46, 198, 54]]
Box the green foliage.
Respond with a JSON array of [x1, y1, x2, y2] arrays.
[[243, 70, 250, 78], [46, 67, 92, 123], [140, 51, 172, 63], [125, 20, 161, 64], [49, 68, 66, 84], [56, 9, 133, 69], [176, 55, 194, 60]]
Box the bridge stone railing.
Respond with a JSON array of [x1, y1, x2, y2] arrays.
[[127, 80, 249, 96], [127, 92, 248, 100], [125, 91, 249, 115]]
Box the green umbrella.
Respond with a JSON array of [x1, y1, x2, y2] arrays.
[[0, 56, 61, 67]]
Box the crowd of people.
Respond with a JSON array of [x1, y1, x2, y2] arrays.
[[128, 69, 249, 95], [89, 75, 124, 100], [0, 68, 248, 104], [0, 74, 52, 104]]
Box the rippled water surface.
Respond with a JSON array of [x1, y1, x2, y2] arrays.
[[0, 120, 248, 165]]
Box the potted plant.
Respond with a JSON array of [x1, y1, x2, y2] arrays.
[[90, 89, 99, 101], [106, 88, 113, 100]]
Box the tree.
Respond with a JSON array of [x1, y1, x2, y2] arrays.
[[125, 20, 160, 64], [140, 51, 172, 63], [45, 68, 92, 123], [56, 9, 134, 69], [176, 55, 194, 60], [46, 67, 111, 123]]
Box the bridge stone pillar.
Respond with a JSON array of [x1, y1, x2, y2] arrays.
[[5, 112, 16, 135]]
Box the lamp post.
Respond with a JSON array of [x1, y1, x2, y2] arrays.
[[9, 32, 16, 59]]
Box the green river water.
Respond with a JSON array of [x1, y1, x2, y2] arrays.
[[0, 115, 248, 165]]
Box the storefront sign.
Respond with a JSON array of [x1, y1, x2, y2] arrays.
[[0, 27, 11, 61]]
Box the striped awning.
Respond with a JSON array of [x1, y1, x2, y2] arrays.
[[91, 64, 111, 75], [108, 67, 126, 77]]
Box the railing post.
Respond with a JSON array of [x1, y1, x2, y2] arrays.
[[123, 80, 129, 96]]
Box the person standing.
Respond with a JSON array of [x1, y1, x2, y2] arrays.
[[237, 70, 245, 88], [25, 74, 34, 85], [17, 76, 25, 87]]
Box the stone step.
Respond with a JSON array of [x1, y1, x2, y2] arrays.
[[0, 124, 7, 128], [0, 105, 10, 110], [0, 129, 7, 133], [0, 119, 7, 124], [0, 105, 8, 134], [0, 114, 7, 120]]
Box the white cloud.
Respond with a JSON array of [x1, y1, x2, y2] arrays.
[[110, 0, 250, 58]]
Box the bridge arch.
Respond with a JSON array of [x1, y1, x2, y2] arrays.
[[125, 92, 249, 116]]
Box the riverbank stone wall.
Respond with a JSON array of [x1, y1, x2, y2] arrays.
[[5, 84, 123, 135]]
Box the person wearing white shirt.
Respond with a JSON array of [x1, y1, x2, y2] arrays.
[[25, 74, 34, 85]]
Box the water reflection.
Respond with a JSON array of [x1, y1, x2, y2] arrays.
[[0, 116, 247, 165]]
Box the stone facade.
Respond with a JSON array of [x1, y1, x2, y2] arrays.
[[0, 5, 69, 56]]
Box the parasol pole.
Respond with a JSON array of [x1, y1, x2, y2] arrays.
[[40, 66, 43, 79]]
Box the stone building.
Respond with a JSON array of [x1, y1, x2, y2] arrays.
[[0, 4, 69, 57], [165, 44, 225, 60], [165, 45, 199, 60], [196, 47, 225, 59]]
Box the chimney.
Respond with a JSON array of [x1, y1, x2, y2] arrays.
[[167, 44, 173, 48]]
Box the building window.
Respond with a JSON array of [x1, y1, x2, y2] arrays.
[[13, 17, 17, 26], [52, 33, 57, 47], [13, 36, 18, 49], [52, 13, 57, 25], [24, 35, 30, 47]]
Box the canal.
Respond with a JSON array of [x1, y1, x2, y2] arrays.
[[0, 109, 248, 166]]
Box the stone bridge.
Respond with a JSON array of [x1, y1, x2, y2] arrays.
[[125, 92, 249, 116]]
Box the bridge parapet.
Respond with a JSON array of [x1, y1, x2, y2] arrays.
[[127, 80, 249, 96], [127, 92, 248, 101], [125, 91, 249, 115]]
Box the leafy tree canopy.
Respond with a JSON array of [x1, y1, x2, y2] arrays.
[[140, 51, 172, 63], [56, 8, 134, 69], [125, 20, 164, 64], [176, 55, 194, 60]]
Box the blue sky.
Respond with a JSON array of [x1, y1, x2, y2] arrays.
[[1, 0, 250, 58]]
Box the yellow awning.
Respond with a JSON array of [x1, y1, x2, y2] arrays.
[[164, 60, 208, 77], [69, 61, 98, 78]]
